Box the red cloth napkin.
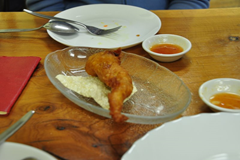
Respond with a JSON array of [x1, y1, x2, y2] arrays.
[[0, 56, 41, 115]]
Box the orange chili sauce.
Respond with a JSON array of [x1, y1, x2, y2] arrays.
[[150, 44, 183, 54], [209, 92, 240, 109]]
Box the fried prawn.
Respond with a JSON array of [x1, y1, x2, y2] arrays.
[[85, 48, 133, 122]]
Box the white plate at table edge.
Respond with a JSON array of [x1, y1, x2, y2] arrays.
[[47, 4, 161, 49], [121, 112, 240, 160], [0, 142, 57, 160]]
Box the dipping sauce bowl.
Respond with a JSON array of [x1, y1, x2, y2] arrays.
[[199, 78, 240, 112], [142, 34, 192, 62]]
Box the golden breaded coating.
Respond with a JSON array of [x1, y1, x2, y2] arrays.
[[85, 48, 133, 122]]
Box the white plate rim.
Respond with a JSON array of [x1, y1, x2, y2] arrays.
[[0, 142, 57, 160], [47, 4, 161, 49], [122, 112, 240, 160]]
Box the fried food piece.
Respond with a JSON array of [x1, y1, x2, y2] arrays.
[[85, 48, 133, 122]]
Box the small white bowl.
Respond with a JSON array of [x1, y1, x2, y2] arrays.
[[199, 78, 240, 112], [142, 34, 192, 62]]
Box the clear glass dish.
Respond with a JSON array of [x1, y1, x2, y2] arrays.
[[44, 47, 191, 124]]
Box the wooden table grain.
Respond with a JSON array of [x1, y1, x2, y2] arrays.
[[0, 8, 240, 160]]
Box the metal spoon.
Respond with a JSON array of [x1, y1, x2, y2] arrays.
[[0, 21, 79, 34], [24, 9, 121, 35]]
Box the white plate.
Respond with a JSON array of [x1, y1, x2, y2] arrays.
[[122, 113, 240, 160], [0, 142, 57, 160], [47, 4, 161, 49]]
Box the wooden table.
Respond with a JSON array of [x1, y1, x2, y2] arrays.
[[0, 8, 240, 160]]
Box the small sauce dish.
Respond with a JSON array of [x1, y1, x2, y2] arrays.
[[142, 34, 192, 62], [199, 78, 240, 112]]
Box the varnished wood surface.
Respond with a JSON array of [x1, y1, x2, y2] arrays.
[[0, 8, 240, 160], [210, 0, 240, 8]]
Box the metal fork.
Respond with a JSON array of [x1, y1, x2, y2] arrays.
[[23, 9, 121, 35]]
